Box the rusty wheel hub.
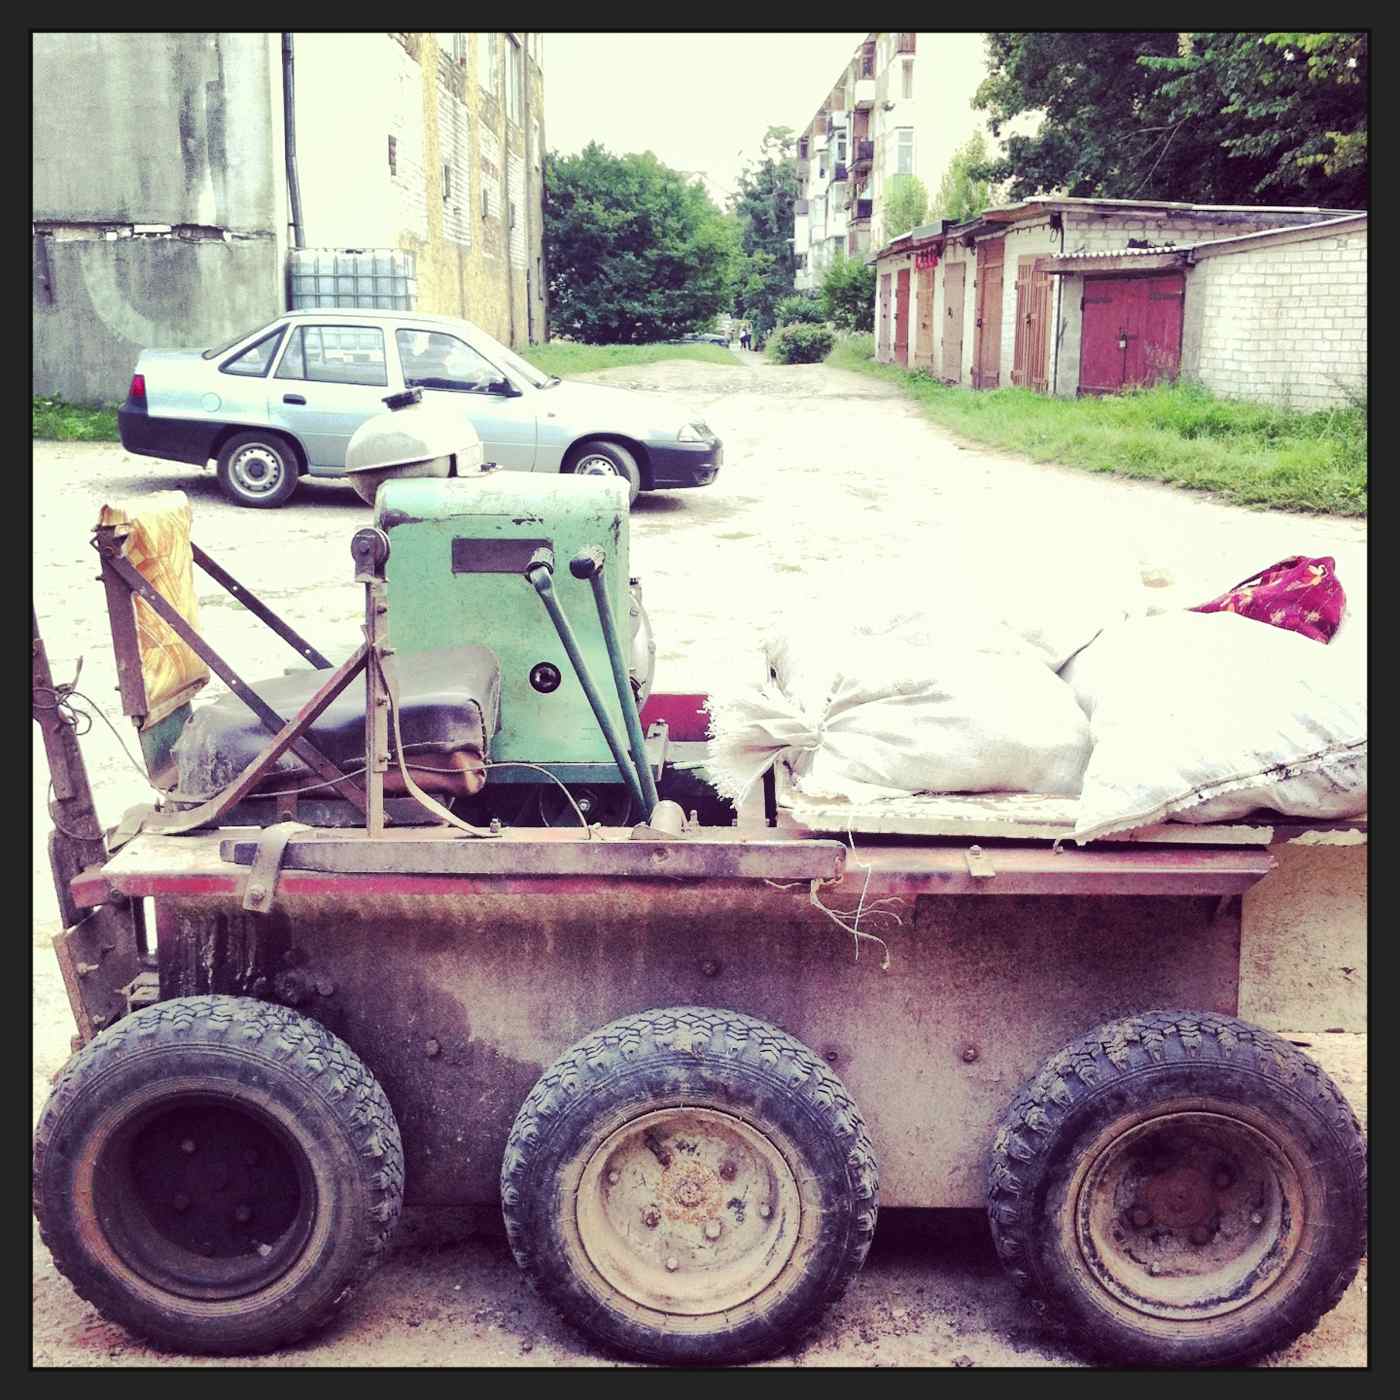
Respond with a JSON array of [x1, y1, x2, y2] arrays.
[[575, 1107, 801, 1315], [1077, 1112, 1305, 1321]]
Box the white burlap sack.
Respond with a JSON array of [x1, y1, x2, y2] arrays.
[[1062, 611, 1367, 842], [707, 631, 1092, 806]]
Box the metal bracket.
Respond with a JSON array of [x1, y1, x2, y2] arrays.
[[965, 844, 997, 879], [243, 821, 307, 913], [121, 969, 161, 1015]]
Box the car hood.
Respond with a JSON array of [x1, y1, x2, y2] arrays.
[[538, 379, 710, 439]]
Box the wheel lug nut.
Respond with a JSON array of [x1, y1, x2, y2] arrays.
[[1250, 1212, 1264, 1226], [665, 1256, 679, 1272], [759, 1204, 772, 1219], [200, 1240, 216, 1257], [1130, 1206, 1152, 1229], [180, 1138, 197, 1154], [1189, 1225, 1212, 1246], [704, 1221, 722, 1240], [608, 1170, 620, 1185], [644, 1210, 660, 1229], [172, 1193, 190, 1213], [234, 1204, 253, 1223], [1148, 1261, 1162, 1277], [719, 1162, 736, 1181]]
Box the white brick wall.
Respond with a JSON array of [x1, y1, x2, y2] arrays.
[[1188, 228, 1367, 408], [437, 87, 472, 247], [507, 152, 526, 269]]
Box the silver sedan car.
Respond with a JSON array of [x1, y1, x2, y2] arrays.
[[117, 310, 722, 508]]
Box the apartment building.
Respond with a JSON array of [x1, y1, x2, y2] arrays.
[[33, 32, 546, 404], [793, 32, 928, 292]]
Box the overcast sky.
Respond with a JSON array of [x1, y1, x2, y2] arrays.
[[543, 32, 992, 207]]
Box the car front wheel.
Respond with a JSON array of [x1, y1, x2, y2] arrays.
[[216, 431, 300, 509], [566, 439, 641, 507]]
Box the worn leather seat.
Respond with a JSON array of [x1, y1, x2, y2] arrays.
[[172, 645, 501, 801]]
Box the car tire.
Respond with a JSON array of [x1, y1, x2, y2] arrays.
[[566, 439, 642, 507], [216, 431, 301, 509], [987, 1010, 1367, 1367], [32, 995, 404, 1355], [500, 1005, 879, 1365]]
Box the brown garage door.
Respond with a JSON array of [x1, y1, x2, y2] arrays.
[[894, 268, 911, 366], [1011, 256, 1053, 393], [942, 262, 966, 383], [1080, 273, 1185, 394], [972, 240, 1004, 389], [879, 272, 892, 358], [914, 264, 935, 369]]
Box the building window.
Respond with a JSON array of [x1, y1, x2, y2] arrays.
[[479, 32, 499, 94], [506, 35, 523, 124], [442, 163, 452, 202], [835, 129, 847, 165], [896, 128, 914, 175], [438, 32, 466, 64], [902, 60, 914, 100], [387, 136, 397, 177]]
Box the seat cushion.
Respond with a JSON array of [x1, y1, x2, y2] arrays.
[[173, 645, 500, 800]]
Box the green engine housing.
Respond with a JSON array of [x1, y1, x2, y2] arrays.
[[375, 472, 633, 776]]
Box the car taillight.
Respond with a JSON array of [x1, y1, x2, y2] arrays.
[[129, 373, 146, 402]]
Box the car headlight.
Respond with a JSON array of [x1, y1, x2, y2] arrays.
[[677, 422, 713, 443]]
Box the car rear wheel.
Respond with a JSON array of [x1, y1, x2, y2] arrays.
[[566, 439, 641, 507], [216, 431, 300, 509]]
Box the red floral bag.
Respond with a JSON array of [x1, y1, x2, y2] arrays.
[[1190, 556, 1346, 644]]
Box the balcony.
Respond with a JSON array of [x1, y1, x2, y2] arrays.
[[853, 139, 874, 169], [897, 32, 916, 54], [853, 76, 876, 108], [852, 198, 873, 224], [831, 163, 848, 184], [795, 198, 810, 215]]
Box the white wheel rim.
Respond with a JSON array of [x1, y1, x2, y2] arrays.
[[576, 455, 622, 479], [230, 446, 285, 496], [575, 1107, 802, 1315]]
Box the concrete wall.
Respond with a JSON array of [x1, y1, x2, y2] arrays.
[[1182, 226, 1367, 409], [32, 33, 285, 402], [293, 33, 545, 348]]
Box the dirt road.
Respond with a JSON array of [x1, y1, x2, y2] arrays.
[[32, 355, 1366, 1366]]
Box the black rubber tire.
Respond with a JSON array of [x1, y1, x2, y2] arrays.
[[566, 438, 642, 507], [32, 996, 404, 1354], [500, 1005, 879, 1364], [987, 1010, 1367, 1368], [216, 430, 300, 508]]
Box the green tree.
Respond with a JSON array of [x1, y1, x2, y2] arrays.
[[729, 126, 799, 343], [972, 32, 1367, 207], [820, 252, 876, 333], [544, 143, 740, 343], [932, 131, 994, 224], [883, 175, 929, 240]]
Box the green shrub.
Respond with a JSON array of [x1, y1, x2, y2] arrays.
[[774, 294, 826, 327], [766, 324, 835, 364]]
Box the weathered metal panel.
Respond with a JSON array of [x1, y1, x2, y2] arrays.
[[1079, 273, 1186, 395], [878, 272, 892, 358], [972, 240, 1004, 388], [1011, 256, 1052, 392], [942, 261, 966, 382], [914, 264, 935, 368], [152, 887, 1243, 1209], [894, 268, 911, 365]]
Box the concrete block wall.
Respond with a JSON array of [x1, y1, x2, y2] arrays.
[[1183, 228, 1367, 408]]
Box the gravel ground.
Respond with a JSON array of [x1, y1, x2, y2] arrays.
[[32, 355, 1366, 1366]]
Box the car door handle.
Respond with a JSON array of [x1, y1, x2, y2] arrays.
[[282, 394, 307, 405]]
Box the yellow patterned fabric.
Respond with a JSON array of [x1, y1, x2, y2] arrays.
[[97, 492, 209, 720]]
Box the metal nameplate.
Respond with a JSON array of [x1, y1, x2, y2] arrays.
[[451, 537, 553, 574]]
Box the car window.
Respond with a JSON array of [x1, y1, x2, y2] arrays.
[[219, 328, 286, 378], [276, 325, 388, 387], [204, 322, 278, 360], [396, 329, 503, 394]]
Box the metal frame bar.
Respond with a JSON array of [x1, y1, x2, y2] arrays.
[[191, 543, 333, 670]]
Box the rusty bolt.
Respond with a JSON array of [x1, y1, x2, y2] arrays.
[[1189, 1225, 1212, 1246], [1148, 1262, 1162, 1277], [1130, 1207, 1153, 1229], [200, 1240, 216, 1257], [489, 818, 502, 835], [644, 1210, 660, 1229], [704, 1221, 722, 1240], [719, 1162, 736, 1181], [1214, 1169, 1234, 1189], [759, 1204, 772, 1220], [665, 1256, 679, 1273], [825, 1049, 839, 1063], [234, 1204, 253, 1224], [701, 960, 720, 978], [180, 1138, 197, 1155], [961, 1046, 979, 1064], [424, 1039, 441, 1058], [608, 1170, 621, 1186], [1250, 1212, 1264, 1227], [315, 978, 334, 998], [172, 1193, 190, 1213]]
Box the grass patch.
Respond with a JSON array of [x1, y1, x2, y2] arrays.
[[33, 396, 120, 442], [827, 335, 1366, 516], [524, 341, 740, 376]]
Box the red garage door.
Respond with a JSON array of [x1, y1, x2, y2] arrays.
[[1080, 274, 1185, 394], [894, 268, 911, 366]]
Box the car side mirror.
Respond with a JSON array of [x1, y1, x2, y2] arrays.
[[488, 377, 522, 398]]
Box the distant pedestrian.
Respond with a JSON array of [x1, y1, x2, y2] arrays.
[[740, 328, 751, 351]]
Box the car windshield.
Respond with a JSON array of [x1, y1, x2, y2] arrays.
[[202, 322, 278, 360], [463, 324, 555, 388]]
